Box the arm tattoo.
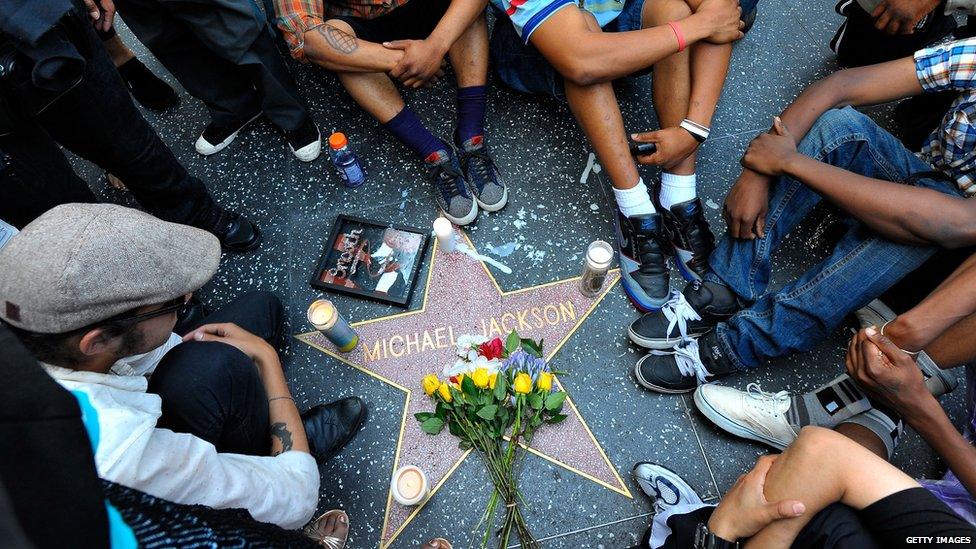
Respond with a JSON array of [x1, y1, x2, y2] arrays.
[[270, 422, 294, 456], [319, 24, 358, 54]]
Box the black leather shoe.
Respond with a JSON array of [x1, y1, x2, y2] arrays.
[[633, 332, 735, 394], [664, 198, 716, 282], [302, 397, 367, 463], [173, 295, 210, 335], [212, 210, 262, 253], [629, 280, 741, 349]]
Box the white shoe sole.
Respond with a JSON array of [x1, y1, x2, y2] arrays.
[[290, 129, 322, 162], [441, 200, 478, 226], [633, 356, 695, 394], [195, 113, 261, 156], [693, 388, 790, 450], [628, 326, 684, 350], [476, 186, 508, 212]]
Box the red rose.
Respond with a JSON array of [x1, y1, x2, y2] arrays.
[[479, 338, 504, 360]]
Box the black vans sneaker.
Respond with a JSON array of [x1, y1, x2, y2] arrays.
[[615, 211, 672, 312], [633, 331, 736, 394], [629, 280, 741, 349]]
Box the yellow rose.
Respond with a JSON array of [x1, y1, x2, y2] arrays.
[[471, 367, 490, 389], [513, 372, 532, 394], [488, 372, 498, 390], [537, 371, 553, 392], [422, 374, 440, 396], [437, 382, 453, 403]]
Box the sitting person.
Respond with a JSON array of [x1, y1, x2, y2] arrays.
[[696, 251, 976, 523], [488, 0, 746, 311], [0, 204, 367, 530], [629, 37, 976, 393], [634, 427, 976, 548], [273, 0, 505, 226]]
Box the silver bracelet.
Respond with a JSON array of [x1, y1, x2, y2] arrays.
[[880, 320, 921, 356], [680, 118, 710, 143], [268, 396, 296, 404]]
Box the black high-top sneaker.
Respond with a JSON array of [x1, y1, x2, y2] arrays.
[[614, 211, 672, 312], [666, 198, 716, 282], [633, 331, 737, 394]]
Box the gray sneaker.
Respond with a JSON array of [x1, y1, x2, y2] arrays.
[[458, 137, 507, 212], [427, 149, 478, 226]]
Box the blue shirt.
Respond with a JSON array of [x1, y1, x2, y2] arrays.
[[490, 0, 626, 43]]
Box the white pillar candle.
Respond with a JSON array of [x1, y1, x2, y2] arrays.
[[580, 240, 614, 297], [391, 465, 429, 506], [433, 217, 456, 253]]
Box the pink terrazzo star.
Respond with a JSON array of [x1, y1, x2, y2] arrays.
[[296, 229, 630, 548]]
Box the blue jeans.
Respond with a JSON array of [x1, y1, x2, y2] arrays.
[[708, 107, 965, 369], [490, 0, 760, 100]]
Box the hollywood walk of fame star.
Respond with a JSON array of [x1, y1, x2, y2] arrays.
[[296, 229, 631, 548]]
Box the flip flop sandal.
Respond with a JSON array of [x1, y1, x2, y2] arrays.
[[303, 509, 349, 549], [425, 539, 453, 549]]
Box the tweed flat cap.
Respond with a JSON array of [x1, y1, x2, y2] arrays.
[[0, 204, 221, 333]]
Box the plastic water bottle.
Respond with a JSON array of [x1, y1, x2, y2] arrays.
[[328, 132, 366, 188]]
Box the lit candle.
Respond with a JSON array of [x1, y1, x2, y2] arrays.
[[433, 217, 456, 253], [391, 465, 429, 506], [307, 299, 359, 352], [579, 240, 613, 297]]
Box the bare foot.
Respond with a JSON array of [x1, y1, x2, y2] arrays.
[[422, 538, 452, 549], [304, 510, 349, 549], [106, 173, 128, 191]]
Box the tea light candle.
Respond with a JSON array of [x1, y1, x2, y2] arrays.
[[391, 465, 429, 506], [307, 299, 359, 352], [433, 217, 456, 253], [579, 240, 614, 297]]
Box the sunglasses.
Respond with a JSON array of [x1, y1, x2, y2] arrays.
[[101, 295, 191, 326]]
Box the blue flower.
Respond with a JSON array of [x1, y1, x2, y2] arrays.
[[502, 349, 549, 381]]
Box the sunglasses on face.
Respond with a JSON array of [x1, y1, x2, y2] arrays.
[[103, 295, 191, 326]]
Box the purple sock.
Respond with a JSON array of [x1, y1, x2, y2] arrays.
[[383, 107, 446, 162], [455, 85, 487, 146]]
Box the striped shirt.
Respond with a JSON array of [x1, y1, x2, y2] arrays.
[[273, 0, 410, 60], [490, 0, 625, 43], [915, 38, 976, 196]]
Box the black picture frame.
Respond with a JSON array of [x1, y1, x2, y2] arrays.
[[310, 214, 430, 307]]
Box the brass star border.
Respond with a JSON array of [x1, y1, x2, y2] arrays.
[[296, 230, 632, 547]]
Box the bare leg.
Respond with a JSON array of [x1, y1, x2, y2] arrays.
[[924, 313, 976, 369], [835, 422, 888, 459], [101, 33, 136, 68], [447, 13, 488, 88], [564, 14, 640, 190], [744, 427, 918, 548], [646, 0, 695, 176]]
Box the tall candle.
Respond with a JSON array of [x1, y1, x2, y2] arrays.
[[307, 299, 359, 352], [433, 217, 456, 253], [391, 465, 429, 506], [579, 240, 613, 297]]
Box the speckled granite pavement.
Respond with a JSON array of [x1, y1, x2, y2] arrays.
[[69, 2, 970, 547]]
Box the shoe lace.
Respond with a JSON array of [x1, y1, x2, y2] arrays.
[[464, 148, 499, 187], [661, 289, 702, 341], [650, 339, 712, 384], [430, 161, 465, 199], [745, 383, 790, 408]]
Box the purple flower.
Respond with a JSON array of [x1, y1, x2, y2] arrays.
[[502, 349, 549, 382]]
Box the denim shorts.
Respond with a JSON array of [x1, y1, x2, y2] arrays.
[[490, 0, 760, 100]]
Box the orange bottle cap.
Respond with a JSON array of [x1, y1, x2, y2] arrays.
[[329, 132, 348, 149]]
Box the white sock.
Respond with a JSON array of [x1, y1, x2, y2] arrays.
[[613, 178, 656, 218], [660, 172, 697, 210]]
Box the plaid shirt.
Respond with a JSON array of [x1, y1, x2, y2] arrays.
[[273, 0, 409, 60], [915, 38, 976, 196]]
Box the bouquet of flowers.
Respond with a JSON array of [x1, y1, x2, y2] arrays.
[[416, 331, 568, 549]]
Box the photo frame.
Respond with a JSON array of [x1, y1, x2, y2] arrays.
[[310, 214, 430, 307]]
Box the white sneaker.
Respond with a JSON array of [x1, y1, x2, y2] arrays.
[[632, 462, 703, 513], [194, 112, 262, 156], [694, 383, 799, 450]]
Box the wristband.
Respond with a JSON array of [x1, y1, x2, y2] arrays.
[[880, 320, 921, 356], [269, 396, 296, 404], [680, 118, 710, 143], [668, 21, 686, 52]]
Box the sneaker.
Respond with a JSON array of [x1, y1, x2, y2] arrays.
[[694, 383, 799, 450], [301, 396, 368, 462], [457, 136, 507, 212], [211, 209, 262, 253], [632, 462, 704, 512], [195, 112, 262, 156], [629, 280, 740, 349], [285, 117, 322, 162], [615, 211, 672, 312], [664, 198, 716, 282], [853, 299, 957, 397], [428, 149, 478, 226], [634, 332, 736, 394], [117, 57, 179, 111]]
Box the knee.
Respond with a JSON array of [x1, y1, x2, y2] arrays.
[[153, 341, 259, 397], [789, 426, 849, 460], [801, 107, 869, 153], [644, 0, 692, 26]]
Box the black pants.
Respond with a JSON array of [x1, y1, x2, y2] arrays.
[[148, 291, 284, 456], [117, 0, 309, 131], [0, 13, 225, 232]]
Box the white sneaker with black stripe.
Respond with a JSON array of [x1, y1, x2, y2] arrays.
[[632, 462, 704, 513]]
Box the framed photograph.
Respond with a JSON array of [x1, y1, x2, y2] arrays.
[[310, 215, 430, 307]]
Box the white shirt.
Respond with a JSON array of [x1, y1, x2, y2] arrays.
[[44, 334, 320, 530]]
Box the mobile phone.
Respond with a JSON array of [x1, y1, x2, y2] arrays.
[[630, 141, 656, 156]]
